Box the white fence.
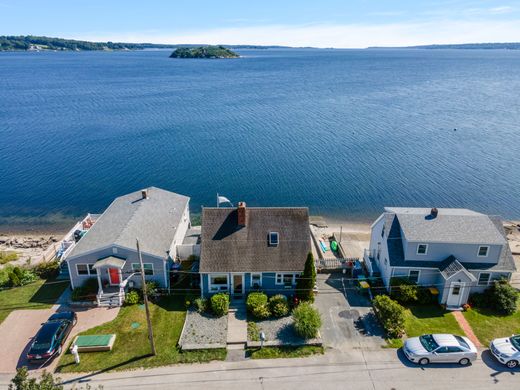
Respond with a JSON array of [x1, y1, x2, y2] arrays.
[[176, 244, 200, 260]]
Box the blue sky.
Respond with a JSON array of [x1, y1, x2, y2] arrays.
[[1, 0, 520, 47]]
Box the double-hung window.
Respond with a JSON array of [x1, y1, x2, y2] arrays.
[[408, 270, 420, 284], [417, 244, 428, 255], [251, 273, 262, 289], [76, 264, 89, 275], [478, 273, 491, 286], [478, 246, 489, 257], [209, 274, 228, 292], [276, 273, 295, 287], [131, 263, 154, 275]]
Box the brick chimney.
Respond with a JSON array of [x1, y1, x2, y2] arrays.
[[237, 202, 247, 226]]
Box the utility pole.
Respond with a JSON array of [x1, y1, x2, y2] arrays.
[[136, 238, 156, 356]]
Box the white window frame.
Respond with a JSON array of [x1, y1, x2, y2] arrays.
[[477, 246, 489, 257], [250, 273, 262, 289], [416, 244, 428, 255], [269, 232, 279, 247], [408, 270, 420, 284], [88, 264, 97, 275], [209, 273, 229, 292], [478, 272, 491, 286], [275, 273, 296, 286], [76, 264, 91, 276], [131, 263, 154, 276]]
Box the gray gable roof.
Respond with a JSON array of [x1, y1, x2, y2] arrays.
[[199, 207, 310, 273], [385, 207, 506, 245], [384, 212, 516, 273], [67, 187, 189, 260]]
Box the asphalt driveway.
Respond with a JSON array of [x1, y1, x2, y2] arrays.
[[314, 273, 385, 350]]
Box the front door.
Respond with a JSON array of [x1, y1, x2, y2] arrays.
[[108, 268, 120, 285], [446, 282, 463, 307], [232, 274, 244, 297]]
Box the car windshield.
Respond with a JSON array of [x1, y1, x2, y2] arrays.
[[510, 335, 520, 350], [419, 335, 439, 352], [455, 335, 470, 349]]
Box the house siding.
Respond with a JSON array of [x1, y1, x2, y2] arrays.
[[67, 245, 167, 290], [169, 202, 191, 260], [403, 241, 502, 264], [201, 271, 299, 298]]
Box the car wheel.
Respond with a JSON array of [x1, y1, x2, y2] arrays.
[[459, 358, 470, 366], [506, 360, 518, 369], [418, 358, 429, 365]]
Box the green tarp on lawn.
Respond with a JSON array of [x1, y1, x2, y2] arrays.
[[75, 335, 114, 347]]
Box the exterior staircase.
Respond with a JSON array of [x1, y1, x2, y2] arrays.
[[97, 289, 124, 307]]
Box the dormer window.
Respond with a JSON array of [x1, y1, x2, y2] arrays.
[[417, 244, 428, 255], [478, 246, 489, 257], [269, 232, 279, 247]]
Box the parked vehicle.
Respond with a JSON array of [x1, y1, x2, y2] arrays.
[[403, 334, 477, 365], [26, 311, 77, 363], [490, 335, 520, 368]]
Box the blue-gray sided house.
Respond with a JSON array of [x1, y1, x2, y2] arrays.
[[364, 207, 516, 309], [65, 187, 193, 306], [199, 202, 311, 299]]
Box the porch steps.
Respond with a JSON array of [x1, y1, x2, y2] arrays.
[[97, 291, 123, 307]]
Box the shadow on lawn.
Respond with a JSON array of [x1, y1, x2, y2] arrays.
[[28, 279, 69, 305], [57, 353, 153, 383], [407, 305, 447, 319]]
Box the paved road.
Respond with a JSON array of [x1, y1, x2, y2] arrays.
[[1, 347, 516, 390]]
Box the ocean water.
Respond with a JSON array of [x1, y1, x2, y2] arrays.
[[1, 48, 520, 229]]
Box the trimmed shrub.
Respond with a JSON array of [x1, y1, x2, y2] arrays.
[[488, 280, 518, 315], [211, 293, 230, 317], [33, 261, 60, 279], [145, 281, 159, 297], [269, 294, 289, 317], [296, 252, 316, 302], [292, 302, 322, 339], [7, 267, 36, 287], [125, 290, 140, 305], [390, 277, 418, 304], [247, 292, 271, 318], [372, 294, 406, 338], [194, 297, 208, 313], [469, 292, 488, 308]]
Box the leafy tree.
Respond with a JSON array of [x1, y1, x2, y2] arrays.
[[296, 252, 316, 302], [9, 367, 62, 390], [372, 295, 406, 338], [489, 280, 518, 315]]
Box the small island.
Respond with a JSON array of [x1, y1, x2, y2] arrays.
[[169, 45, 239, 59]]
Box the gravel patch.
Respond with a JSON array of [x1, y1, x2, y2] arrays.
[[249, 315, 321, 346], [179, 309, 227, 349]]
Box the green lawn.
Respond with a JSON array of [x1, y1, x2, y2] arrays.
[[387, 305, 464, 348], [56, 296, 226, 373], [247, 346, 324, 359], [463, 302, 520, 345], [0, 278, 70, 324]]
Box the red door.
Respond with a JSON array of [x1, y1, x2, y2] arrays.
[[109, 268, 120, 285]]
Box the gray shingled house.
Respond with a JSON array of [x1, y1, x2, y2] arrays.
[[199, 202, 311, 298], [364, 207, 516, 309], [65, 187, 191, 306]]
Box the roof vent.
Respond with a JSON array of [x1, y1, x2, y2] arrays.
[[237, 202, 247, 226], [430, 208, 438, 219], [141, 189, 148, 200]]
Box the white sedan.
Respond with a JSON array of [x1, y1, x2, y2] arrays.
[[490, 335, 520, 368], [403, 334, 478, 366]]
